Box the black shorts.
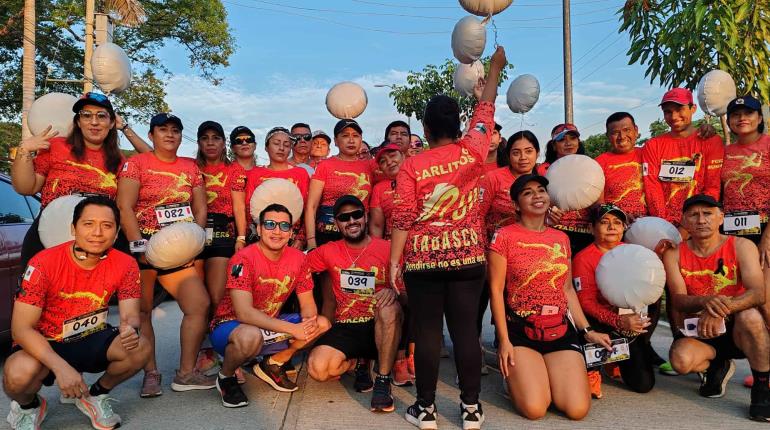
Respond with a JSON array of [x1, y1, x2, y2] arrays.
[[314, 320, 377, 360], [506, 318, 583, 355], [674, 321, 746, 361], [199, 243, 235, 260], [12, 326, 119, 386]]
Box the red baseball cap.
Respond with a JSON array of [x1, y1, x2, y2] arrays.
[[659, 88, 693, 106], [375, 143, 401, 162], [550, 123, 580, 142]]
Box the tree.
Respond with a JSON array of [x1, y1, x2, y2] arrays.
[[0, 122, 22, 173], [648, 118, 669, 137], [583, 133, 610, 158], [0, 1, 235, 123], [387, 58, 513, 122]]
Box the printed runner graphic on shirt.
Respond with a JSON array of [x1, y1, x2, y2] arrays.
[[608, 160, 644, 205], [333, 171, 370, 201], [516, 242, 569, 290], [680, 266, 738, 295], [65, 160, 117, 189], [724, 153, 762, 197], [259, 275, 292, 316], [664, 154, 701, 205], [203, 171, 227, 204]]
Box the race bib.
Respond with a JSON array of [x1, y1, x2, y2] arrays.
[[658, 160, 695, 182], [724, 211, 761, 235], [340, 269, 375, 296], [584, 338, 630, 368], [259, 328, 293, 345], [61, 308, 108, 342], [155, 202, 193, 227]]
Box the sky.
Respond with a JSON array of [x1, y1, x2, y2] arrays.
[[126, 0, 712, 160]]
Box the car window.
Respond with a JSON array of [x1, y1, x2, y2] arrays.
[[0, 181, 33, 224], [25, 196, 41, 218]]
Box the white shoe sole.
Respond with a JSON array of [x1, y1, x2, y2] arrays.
[[216, 378, 249, 408], [405, 411, 438, 430], [170, 381, 216, 392], [462, 415, 484, 430], [75, 399, 121, 430]]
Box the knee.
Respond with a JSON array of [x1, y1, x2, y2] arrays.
[[735, 309, 766, 335], [233, 327, 263, 357], [307, 354, 327, 381], [317, 316, 332, 334], [669, 347, 694, 374], [516, 399, 548, 420], [562, 401, 590, 421], [376, 302, 402, 325], [3, 358, 39, 394]]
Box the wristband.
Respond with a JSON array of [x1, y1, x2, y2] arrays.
[[236, 236, 246, 243], [580, 326, 594, 336]]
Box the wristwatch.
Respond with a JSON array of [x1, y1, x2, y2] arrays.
[[118, 123, 129, 131], [580, 326, 595, 336]]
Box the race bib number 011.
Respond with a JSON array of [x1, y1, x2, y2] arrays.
[[62, 308, 108, 342], [340, 269, 375, 296], [659, 160, 695, 182], [155, 202, 194, 227], [584, 338, 630, 368], [724, 211, 761, 235], [259, 328, 292, 345]]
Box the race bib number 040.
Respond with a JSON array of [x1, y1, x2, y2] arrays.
[[62, 308, 108, 342], [658, 160, 695, 183], [340, 269, 375, 296], [155, 202, 194, 227], [584, 338, 630, 368], [724, 211, 761, 235]]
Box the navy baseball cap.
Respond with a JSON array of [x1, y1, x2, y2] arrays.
[[334, 119, 363, 137], [197, 121, 224, 139], [150, 113, 183, 131], [229, 126, 255, 145], [727, 96, 762, 116], [509, 174, 549, 202]]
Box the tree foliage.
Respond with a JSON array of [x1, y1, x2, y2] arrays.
[[0, 122, 21, 173], [0, 0, 235, 122], [583, 133, 610, 158], [621, 1, 770, 103]]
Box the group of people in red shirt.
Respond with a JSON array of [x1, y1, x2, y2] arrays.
[[4, 42, 770, 430]]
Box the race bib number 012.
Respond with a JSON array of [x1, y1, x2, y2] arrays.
[[155, 202, 194, 227], [583, 338, 630, 368], [658, 160, 695, 182], [259, 328, 292, 345], [340, 269, 375, 296], [62, 308, 108, 342], [724, 211, 761, 235]]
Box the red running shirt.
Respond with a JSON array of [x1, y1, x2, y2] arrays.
[[16, 242, 141, 341], [722, 134, 770, 223], [119, 152, 204, 236], [595, 149, 647, 218], [678, 236, 744, 297], [304, 237, 396, 323], [202, 162, 246, 217], [312, 158, 373, 207], [211, 245, 312, 327], [483, 162, 498, 175], [370, 180, 396, 238], [34, 137, 123, 208], [642, 133, 724, 224], [573, 243, 623, 329], [392, 101, 494, 272], [489, 223, 571, 317], [478, 165, 546, 241], [245, 166, 310, 209]]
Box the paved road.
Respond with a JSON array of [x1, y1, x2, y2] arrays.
[[0, 302, 766, 429]]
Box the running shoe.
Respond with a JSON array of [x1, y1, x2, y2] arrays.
[[588, 370, 603, 399], [6, 396, 47, 430], [750, 386, 770, 422], [140, 370, 163, 398], [603, 363, 621, 381], [460, 402, 484, 430], [216, 374, 249, 408], [407, 355, 416, 379], [354, 359, 374, 393], [370, 375, 395, 413], [405, 401, 438, 430], [195, 347, 220, 377], [75, 394, 121, 429], [171, 369, 217, 392], [393, 358, 413, 387], [254, 359, 298, 392], [699, 359, 736, 398], [282, 360, 298, 376], [659, 361, 678, 376]]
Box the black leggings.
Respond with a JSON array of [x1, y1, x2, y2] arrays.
[[405, 265, 485, 405], [20, 215, 43, 270]]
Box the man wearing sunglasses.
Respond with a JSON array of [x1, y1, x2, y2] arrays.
[[305, 195, 404, 414], [208, 204, 329, 406], [288, 123, 313, 169]]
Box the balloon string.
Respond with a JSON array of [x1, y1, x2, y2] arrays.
[[520, 113, 524, 131], [489, 15, 499, 48]]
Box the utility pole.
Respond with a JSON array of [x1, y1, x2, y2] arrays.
[[22, 0, 35, 139], [84, 0, 95, 92], [562, 0, 574, 124]]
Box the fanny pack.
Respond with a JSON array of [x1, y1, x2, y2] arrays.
[[317, 205, 338, 233], [508, 311, 568, 342]]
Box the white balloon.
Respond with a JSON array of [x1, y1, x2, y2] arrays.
[[145, 223, 206, 270], [453, 61, 485, 97], [696, 70, 737, 116], [27, 92, 78, 137], [459, 0, 513, 16], [249, 178, 304, 225], [506, 74, 540, 113], [91, 43, 132, 94], [544, 155, 604, 211], [625, 216, 682, 252], [596, 244, 666, 312], [38, 195, 86, 248], [452, 16, 486, 64], [326, 82, 368, 119]]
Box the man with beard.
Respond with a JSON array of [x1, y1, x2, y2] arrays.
[[306, 195, 403, 413]]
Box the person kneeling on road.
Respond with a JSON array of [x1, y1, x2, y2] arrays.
[[663, 194, 770, 422], [3, 196, 150, 430], [306, 195, 404, 413], [209, 203, 329, 407]]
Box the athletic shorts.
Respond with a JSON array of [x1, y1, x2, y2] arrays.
[[199, 243, 235, 260], [674, 320, 746, 360], [314, 320, 378, 360], [210, 314, 301, 357], [506, 319, 583, 355], [12, 326, 119, 386]]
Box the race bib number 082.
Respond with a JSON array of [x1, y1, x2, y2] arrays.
[[155, 202, 194, 227]]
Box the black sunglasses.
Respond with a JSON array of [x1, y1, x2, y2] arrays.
[[262, 220, 292, 232], [292, 133, 312, 142], [335, 209, 364, 222]]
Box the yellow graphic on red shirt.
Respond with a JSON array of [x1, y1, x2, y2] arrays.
[[66, 161, 117, 190], [665, 155, 701, 203], [724, 153, 762, 197], [58, 289, 110, 308], [259, 275, 292, 315], [515, 242, 568, 290], [203, 171, 227, 204], [333, 171, 370, 201], [417, 183, 479, 226], [609, 161, 645, 204], [680, 265, 737, 294], [140, 169, 192, 217]]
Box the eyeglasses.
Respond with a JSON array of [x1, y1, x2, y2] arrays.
[[262, 220, 292, 232], [292, 133, 312, 142], [79, 110, 111, 122], [233, 136, 255, 145], [335, 209, 364, 222]]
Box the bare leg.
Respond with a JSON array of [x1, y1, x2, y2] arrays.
[[3, 351, 49, 405], [733, 308, 770, 372], [375, 302, 402, 375], [99, 335, 152, 389], [669, 338, 716, 374], [139, 269, 158, 372], [221, 325, 263, 377], [308, 345, 354, 382], [272, 316, 331, 364], [544, 350, 591, 420], [504, 347, 551, 420], [204, 257, 229, 313]]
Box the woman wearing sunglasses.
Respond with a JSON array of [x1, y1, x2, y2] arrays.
[[229, 126, 258, 172], [117, 113, 214, 398], [12, 92, 152, 266]]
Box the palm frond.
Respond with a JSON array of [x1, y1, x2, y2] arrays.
[[104, 0, 146, 27]]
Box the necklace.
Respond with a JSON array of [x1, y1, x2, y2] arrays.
[[342, 237, 371, 268]]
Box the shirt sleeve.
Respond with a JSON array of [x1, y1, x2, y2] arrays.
[[16, 258, 49, 309], [702, 136, 725, 200], [478, 173, 494, 227], [230, 164, 247, 193], [391, 159, 419, 231], [488, 227, 509, 256], [461, 101, 495, 161], [304, 246, 328, 274], [119, 156, 142, 181], [370, 183, 383, 210], [225, 254, 254, 292], [293, 257, 314, 295], [32, 148, 52, 177], [311, 160, 330, 183], [642, 138, 667, 220], [294, 168, 310, 202], [117, 259, 142, 301], [190, 164, 204, 188], [573, 252, 621, 329]]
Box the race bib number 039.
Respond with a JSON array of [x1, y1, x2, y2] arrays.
[[62, 308, 108, 342], [658, 160, 695, 182], [584, 338, 630, 368], [259, 328, 292, 345], [155, 202, 194, 227], [724, 211, 761, 235], [340, 269, 375, 296]]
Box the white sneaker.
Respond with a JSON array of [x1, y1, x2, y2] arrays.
[[461, 402, 484, 430], [405, 401, 438, 429], [76, 394, 121, 429], [6, 396, 47, 430]]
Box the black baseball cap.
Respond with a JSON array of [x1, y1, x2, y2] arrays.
[[727, 96, 762, 116], [591, 203, 628, 224], [197, 121, 224, 139], [494, 122, 502, 132], [230, 126, 255, 145], [509, 174, 549, 202], [150, 113, 183, 131], [333, 195, 365, 216], [334, 119, 363, 137], [682, 194, 722, 213], [72, 92, 114, 115]]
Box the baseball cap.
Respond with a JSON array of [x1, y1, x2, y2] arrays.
[[659, 88, 693, 106], [494, 122, 502, 132], [230, 126, 255, 145], [550, 123, 580, 142], [72, 92, 114, 115], [333, 195, 365, 216], [312, 130, 331, 143], [375, 143, 401, 162], [197, 121, 224, 139], [727, 96, 762, 116], [591, 203, 628, 224], [334, 119, 363, 137], [509, 174, 549, 202], [150, 113, 183, 131], [682, 194, 722, 213]]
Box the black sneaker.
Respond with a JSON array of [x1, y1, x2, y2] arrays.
[[405, 401, 438, 429], [461, 402, 484, 430], [370, 375, 395, 413], [751, 386, 770, 422], [216, 375, 249, 408], [254, 358, 298, 392], [282, 360, 297, 375], [699, 359, 736, 398], [354, 359, 373, 393]]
